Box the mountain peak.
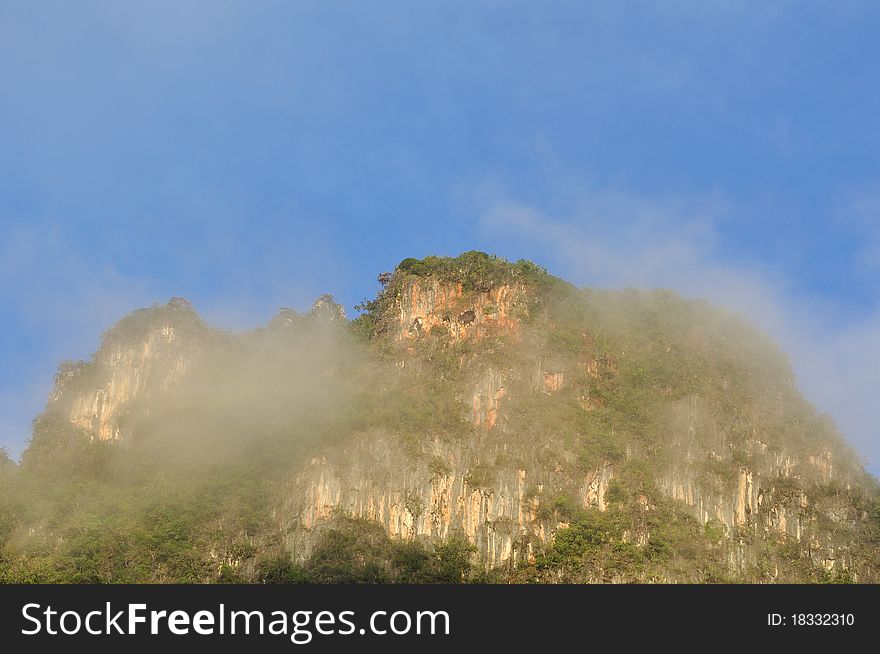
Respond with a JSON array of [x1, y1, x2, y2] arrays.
[[394, 251, 552, 290], [355, 252, 558, 342], [309, 294, 346, 323]]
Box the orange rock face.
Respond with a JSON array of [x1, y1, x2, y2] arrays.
[[542, 371, 564, 393], [395, 278, 526, 343], [65, 325, 191, 440], [582, 355, 617, 379], [471, 370, 506, 431]]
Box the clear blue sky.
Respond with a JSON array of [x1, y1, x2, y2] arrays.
[[2, 2, 879, 470]]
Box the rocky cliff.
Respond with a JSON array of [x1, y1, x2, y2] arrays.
[[285, 255, 876, 581], [393, 277, 526, 344], [40, 297, 206, 443], [16, 252, 880, 583]]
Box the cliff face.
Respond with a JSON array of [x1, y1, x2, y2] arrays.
[[43, 298, 204, 442], [276, 272, 556, 565], [36, 295, 349, 447], [276, 258, 878, 581], [393, 277, 526, 343], [281, 432, 615, 567], [283, 403, 864, 577], [62, 326, 191, 441]]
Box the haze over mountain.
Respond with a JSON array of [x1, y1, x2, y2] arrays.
[[1, 253, 877, 583]]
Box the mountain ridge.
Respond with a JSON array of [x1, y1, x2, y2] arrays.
[[3, 252, 878, 583]]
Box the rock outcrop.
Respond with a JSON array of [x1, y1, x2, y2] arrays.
[[394, 277, 526, 343], [280, 433, 620, 567], [45, 298, 205, 441]]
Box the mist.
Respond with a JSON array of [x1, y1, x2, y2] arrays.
[[480, 191, 880, 472], [0, 298, 410, 582]]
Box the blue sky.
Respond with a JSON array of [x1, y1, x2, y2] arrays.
[[1, 2, 879, 470]]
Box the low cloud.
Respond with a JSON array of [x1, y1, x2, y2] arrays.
[[481, 191, 880, 472]]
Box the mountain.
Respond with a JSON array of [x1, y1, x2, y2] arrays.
[[2, 251, 878, 583]]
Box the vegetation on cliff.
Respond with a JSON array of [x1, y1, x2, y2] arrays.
[[1, 252, 878, 583]]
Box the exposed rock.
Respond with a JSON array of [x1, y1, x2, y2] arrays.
[[471, 368, 506, 431], [580, 462, 614, 510], [268, 308, 303, 330], [309, 294, 346, 323], [543, 371, 564, 393], [44, 298, 205, 441], [394, 277, 526, 343], [280, 433, 597, 567]]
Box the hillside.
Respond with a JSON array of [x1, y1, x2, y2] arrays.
[[1, 252, 878, 583]]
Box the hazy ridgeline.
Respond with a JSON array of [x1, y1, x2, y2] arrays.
[[1, 253, 878, 583], [0, 290, 476, 582]]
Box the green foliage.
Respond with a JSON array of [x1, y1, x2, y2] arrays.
[[428, 455, 452, 478], [578, 423, 626, 470], [354, 252, 566, 338], [703, 518, 725, 543], [550, 495, 582, 522], [432, 535, 477, 583], [530, 500, 724, 582], [304, 518, 396, 583], [464, 463, 495, 489], [100, 298, 207, 351], [302, 517, 476, 584], [536, 511, 618, 569], [395, 251, 553, 291], [604, 480, 628, 507]]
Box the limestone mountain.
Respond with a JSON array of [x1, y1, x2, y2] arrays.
[[2, 252, 878, 583]]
